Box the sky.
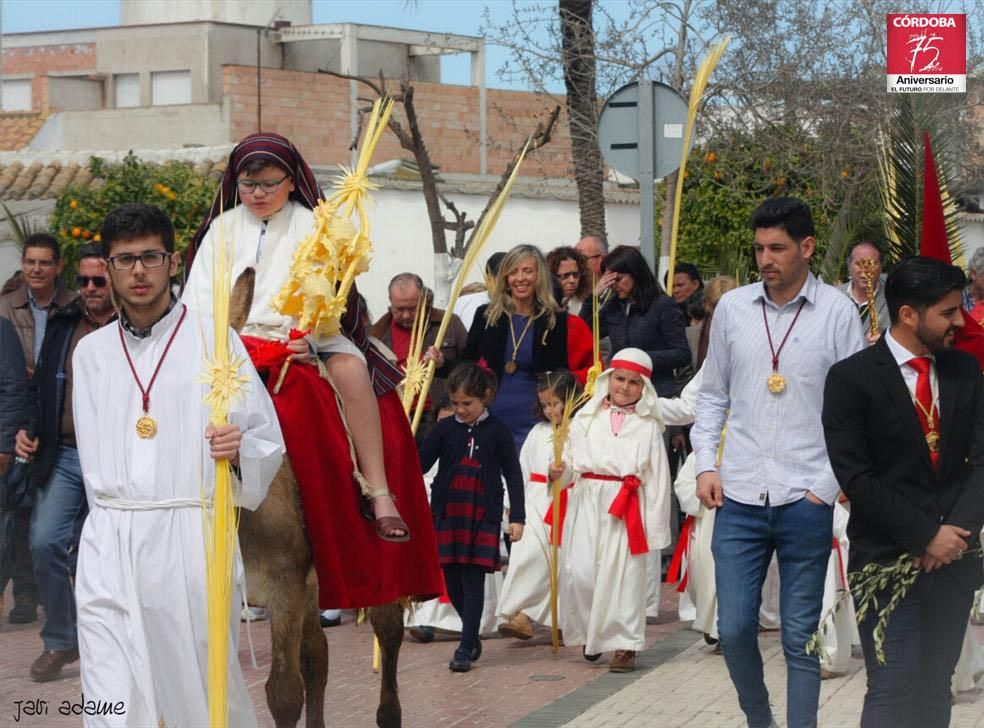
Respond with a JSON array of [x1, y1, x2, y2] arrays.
[[0, 0, 577, 91]]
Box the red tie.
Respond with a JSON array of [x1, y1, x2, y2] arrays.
[[907, 356, 940, 468]]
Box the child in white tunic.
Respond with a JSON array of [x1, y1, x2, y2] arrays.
[[559, 349, 672, 672], [497, 371, 581, 639]]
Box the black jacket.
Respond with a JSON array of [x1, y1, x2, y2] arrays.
[[418, 414, 526, 526], [0, 316, 29, 455], [28, 300, 97, 488], [582, 295, 691, 396], [823, 337, 984, 590], [463, 304, 591, 382]]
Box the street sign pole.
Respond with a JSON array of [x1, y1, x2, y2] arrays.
[[637, 80, 656, 275]]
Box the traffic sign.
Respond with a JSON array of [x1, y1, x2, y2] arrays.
[[597, 80, 692, 279]]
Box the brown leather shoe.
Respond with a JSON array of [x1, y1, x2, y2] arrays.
[[497, 611, 534, 640], [609, 649, 636, 672], [30, 647, 79, 682]]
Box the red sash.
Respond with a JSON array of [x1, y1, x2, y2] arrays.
[[583, 472, 648, 555], [532, 472, 572, 545], [833, 537, 848, 589], [667, 515, 695, 592]]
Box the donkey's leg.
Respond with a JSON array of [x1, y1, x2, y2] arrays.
[[370, 602, 405, 728], [265, 573, 307, 728], [299, 571, 328, 728]]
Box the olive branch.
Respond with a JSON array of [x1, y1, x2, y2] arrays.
[[807, 548, 982, 665]]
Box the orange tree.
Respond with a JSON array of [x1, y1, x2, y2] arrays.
[[664, 125, 883, 284], [50, 152, 217, 280]]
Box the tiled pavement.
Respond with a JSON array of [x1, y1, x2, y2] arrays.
[[560, 630, 984, 728], [2, 582, 983, 727]]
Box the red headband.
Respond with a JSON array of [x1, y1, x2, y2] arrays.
[[610, 359, 652, 378]]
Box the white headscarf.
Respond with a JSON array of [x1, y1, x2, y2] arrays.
[[578, 347, 663, 423]]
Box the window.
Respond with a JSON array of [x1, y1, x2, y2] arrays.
[[151, 70, 191, 106], [1, 79, 32, 111], [114, 73, 140, 108]]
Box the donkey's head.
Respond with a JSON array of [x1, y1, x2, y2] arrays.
[[229, 267, 256, 334]]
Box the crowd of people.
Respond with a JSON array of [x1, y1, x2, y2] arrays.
[[1, 129, 983, 728]]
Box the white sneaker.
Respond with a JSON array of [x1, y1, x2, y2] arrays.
[[241, 606, 268, 622]]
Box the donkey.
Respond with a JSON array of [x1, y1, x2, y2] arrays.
[[232, 269, 405, 728]]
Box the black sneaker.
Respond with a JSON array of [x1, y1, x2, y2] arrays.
[[582, 646, 602, 662], [9, 603, 37, 624], [448, 655, 472, 672], [408, 626, 435, 643]]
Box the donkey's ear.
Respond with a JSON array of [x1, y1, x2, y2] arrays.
[[229, 267, 256, 333]]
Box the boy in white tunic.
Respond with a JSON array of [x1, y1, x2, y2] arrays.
[[559, 348, 672, 672], [73, 204, 284, 727]]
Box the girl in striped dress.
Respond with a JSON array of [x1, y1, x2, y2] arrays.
[[419, 363, 526, 672]]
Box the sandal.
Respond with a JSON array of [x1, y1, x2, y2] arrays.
[[375, 515, 411, 543], [364, 489, 411, 543]]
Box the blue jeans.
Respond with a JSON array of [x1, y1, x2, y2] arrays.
[[29, 446, 87, 651], [712, 495, 832, 728], [858, 572, 973, 727]]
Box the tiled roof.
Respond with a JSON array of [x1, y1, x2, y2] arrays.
[[0, 159, 228, 200], [0, 148, 640, 205], [0, 112, 48, 152]]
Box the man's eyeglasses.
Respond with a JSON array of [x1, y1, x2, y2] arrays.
[[76, 275, 107, 288], [107, 252, 170, 270], [237, 175, 290, 194], [23, 259, 56, 269], [558, 271, 580, 280]]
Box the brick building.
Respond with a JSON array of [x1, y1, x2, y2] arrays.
[[0, 0, 572, 178]]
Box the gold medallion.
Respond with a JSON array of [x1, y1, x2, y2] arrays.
[[925, 430, 939, 452], [504, 360, 518, 375], [767, 372, 786, 395], [135, 414, 157, 439]]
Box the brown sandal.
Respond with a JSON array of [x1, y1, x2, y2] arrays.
[[375, 515, 411, 543], [364, 488, 411, 543]]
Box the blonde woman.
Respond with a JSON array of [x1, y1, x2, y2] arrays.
[[464, 244, 593, 447]]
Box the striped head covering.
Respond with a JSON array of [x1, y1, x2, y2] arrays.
[[185, 132, 323, 277]]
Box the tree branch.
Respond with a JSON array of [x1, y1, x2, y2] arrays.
[[464, 104, 562, 255]]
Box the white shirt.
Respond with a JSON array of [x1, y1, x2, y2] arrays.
[[884, 328, 940, 414], [454, 291, 489, 332], [692, 273, 865, 506]]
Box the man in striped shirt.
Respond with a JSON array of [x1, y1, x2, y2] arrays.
[[692, 197, 865, 728]]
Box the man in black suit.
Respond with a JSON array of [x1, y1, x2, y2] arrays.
[[823, 256, 984, 728]]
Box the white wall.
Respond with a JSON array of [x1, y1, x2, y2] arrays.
[[960, 215, 984, 264], [121, 0, 312, 27], [28, 103, 231, 151], [358, 188, 639, 319]]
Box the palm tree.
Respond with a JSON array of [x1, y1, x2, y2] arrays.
[[559, 0, 607, 243], [878, 94, 964, 263]]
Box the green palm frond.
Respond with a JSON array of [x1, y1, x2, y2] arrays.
[[0, 201, 45, 249], [878, 94, 964, 263]]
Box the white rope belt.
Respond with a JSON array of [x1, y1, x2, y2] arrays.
[[95, 495, 212, 511]]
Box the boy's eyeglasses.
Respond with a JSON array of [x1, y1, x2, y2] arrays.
[[107, 252, 170, 270], [237, 175, 289, 194]]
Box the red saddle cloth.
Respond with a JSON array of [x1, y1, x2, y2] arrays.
[[241, 336, 443, 609]]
